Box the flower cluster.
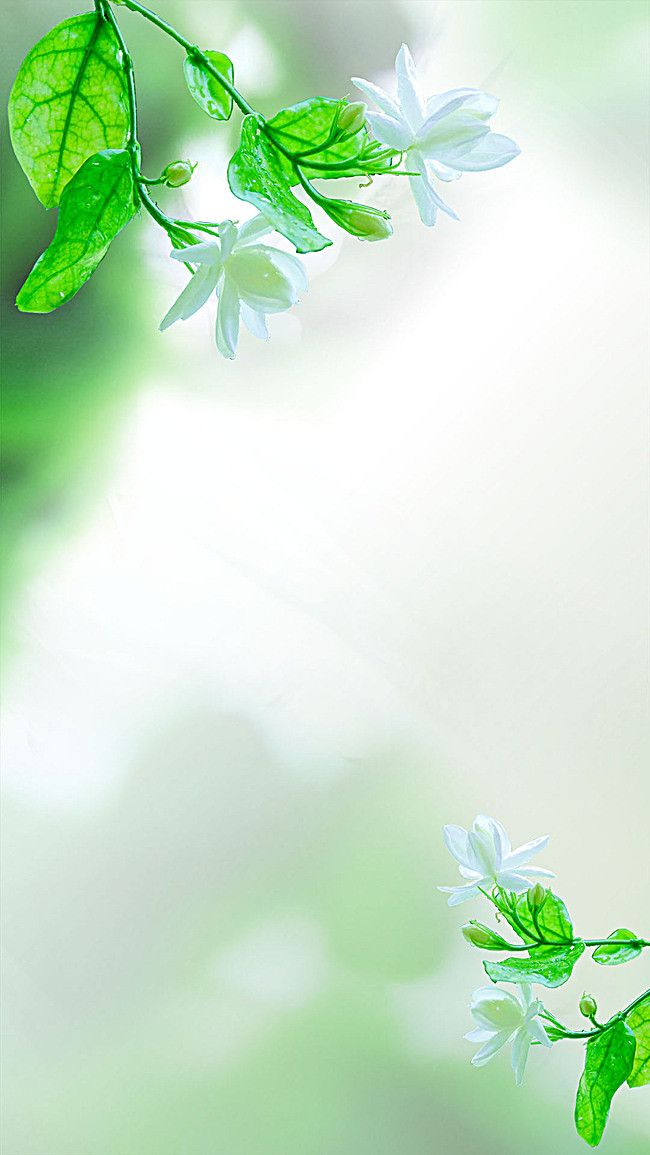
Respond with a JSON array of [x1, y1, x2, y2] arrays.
[[441, 814, 649, 1147], [10, 6, 520, 359]]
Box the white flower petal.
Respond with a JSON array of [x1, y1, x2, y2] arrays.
[[418, 115, 490, 160], [505, 836, 549, 869], [495, 870, 537, 892], [241, 303, 269, 341], [395, 43, 426, 131], [518, 866, 555, 879], [527, 1017, 553, 1048], [215, 275, 240, 359], [351, 76, 400, 119], [426, 88, 498, 122], [471, 1030, 512, 1066], [448, 132, 520, 172], [468, 830, 499, 878], [474, 815, 511, 860], [464, 1028, 495, 1043], [170, 241, 221, 266], [437, 883, 481, 906], [511, 1028, 530, 1085], [229, 247, 306, 313], [236, 214, 276, 247], [443, 823, 473, 868], [470, 988, 524, 1033], [409, 153, 459, 224], [366, 111, 412, 151], [159, 263, 218, 330]]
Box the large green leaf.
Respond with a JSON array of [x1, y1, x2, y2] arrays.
[[574, 1020, 636, 1147], [9, 12, 130, 208], [592, 930, 643, 967], [228, 115, 331, 254], [495, 888, 573, 946], [183, 50, 234, 121], [484, 942, 584, 988], [627, 994, 650, 1087], [17, 149, 138, 313]]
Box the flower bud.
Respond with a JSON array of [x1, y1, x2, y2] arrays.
[[461, 922, 509, 950], [579, 993, 598, 1019], [336, 101, 367, 137], [321, 198, 392, 242], [527, 883, 548, 911], [161, 160, 196, 188]]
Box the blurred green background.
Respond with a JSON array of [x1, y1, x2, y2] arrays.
[[1, 2, 649, 1152]]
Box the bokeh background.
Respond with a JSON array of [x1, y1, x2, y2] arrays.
[[1, 1, 649, 1152]]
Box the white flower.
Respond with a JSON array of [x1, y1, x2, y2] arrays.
[[160, 215, 308, 359], [438, 815, 554, 906], [466, 983, 552, 1085], [353, 44, 520, 226]]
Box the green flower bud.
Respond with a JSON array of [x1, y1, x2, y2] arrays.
[[527, 883, 548, 911], [161, 160, 196, 188], [461, 922, 509, 950], [579, 993, 598, 1019], [321, 198, 392, 242], [336, 101, 367, 137]]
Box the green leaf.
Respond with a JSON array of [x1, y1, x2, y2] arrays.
[[183, 50, 234, 121], [626, 994, 650, 1087], [17, 149, 137, 313], [9, 12, 130, 208], [484, 942, 585, 988], [495, 888, 574, 946], [574, 1020, 636, 1147], [592, 930, 643, 967], [228, 115, 331, 254], [267, 97, 366, 163]]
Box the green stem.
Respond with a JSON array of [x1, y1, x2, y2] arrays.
[[486, 937, 650, 953], [112, 0, 256, 117], [546, 987, 650, 1043], [99, 0, 200, 246]]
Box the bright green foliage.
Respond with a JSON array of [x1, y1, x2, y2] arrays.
[[574, 1020, 636, 1146], [495, 887, 573, 946], [484, 942, 585, 988], [462, 921, 511, 950], [592, 930, 643, 967], [267, 97, 366, 162], [183, 50, 234, 121], [8, 12, 130, 208], [626, 995, 650, 1087], [228, 115, 332, 253], [266, 98, 399, 183], [17, 149, 138, 313]]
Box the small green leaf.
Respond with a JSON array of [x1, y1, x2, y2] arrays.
[[228, 115, 331, 254], [9, 12, 130, 208], [627, 994, 650, 1087], [592, 930, 643, 967], [17, 149, 137, 313], [574, 1020, 636, 1147], [495, 888, 573, 946], [183, 50, 234, 121], [484, 942, 585, 988]]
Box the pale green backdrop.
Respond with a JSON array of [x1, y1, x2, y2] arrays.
[[1, 2, 648, 1152]]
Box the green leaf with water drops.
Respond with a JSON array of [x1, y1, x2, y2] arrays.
[[183, 50, 234, 121], [16, 149, 138, 313], [592, 930, 643, 967], [228, 114, 331, 253], [484, 942, 584, 988], [9, 11, 130, 208]]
